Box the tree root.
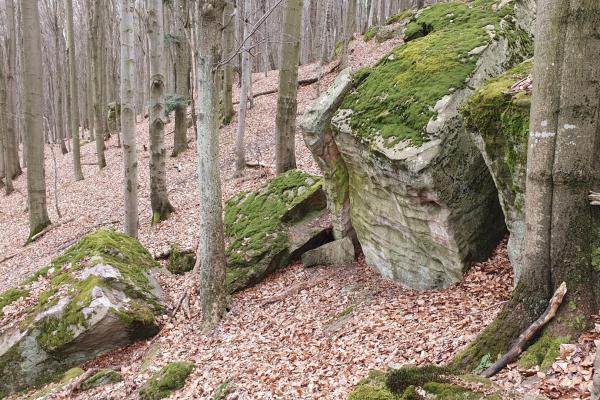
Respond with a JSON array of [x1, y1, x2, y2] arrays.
[[481, 282, 567, 378]]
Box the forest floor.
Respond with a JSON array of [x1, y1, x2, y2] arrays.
[[0, 33, 596, 400]]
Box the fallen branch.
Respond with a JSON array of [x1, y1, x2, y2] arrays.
[[590, 191, 600, 206], [0, 252, 18, 265], [27, 217, 75, 244], [246, 161, 272, 169], [481, 282, 568, 378], [54, 367, 99, 397], [260, 270, 336, 307], [56, 219, 120, 252]]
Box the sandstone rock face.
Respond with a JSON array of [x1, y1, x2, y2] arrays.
[[0, 230, 163, 397], [304, 0, 533, 290], [463, 60, 532, 283], [224, 170, 332, 293]]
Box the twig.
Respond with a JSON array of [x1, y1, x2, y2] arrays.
[[52, 368, 99, 398], [481, 282, 568, 378], [0, 252, 18, 265]]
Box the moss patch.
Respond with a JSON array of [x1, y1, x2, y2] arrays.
[[139, 362, 194, 400], [224, 170, 322, 291], [386, 365, 452, 394], [518, 333, 570, 371], [339, 0, 531, 146], [0, 288, 29, 316], [81, 369, 122, 390], [385, 10, 414, 25], [348, 370, 398, 400], [167, 245, 196, 275]]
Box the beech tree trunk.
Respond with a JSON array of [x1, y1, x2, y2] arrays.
[[20, 0, 51, 239], [275, 0, 303, 174], [235, 0, 252, 176], [222, 0, 235, 125], [91, 0, 107, 169], [195, 0, 228, 331], [148, 0, 174, 223], [341, 0, 357, 69], [65, 0, 84, 181], [453, 0, 600, 371], [121, 0, 139, 238], [172, 0, 191, 157], [0, 43, 12, 194], [4, 0, 22, 179]]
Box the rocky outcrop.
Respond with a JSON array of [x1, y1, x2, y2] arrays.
[[304, 0, 533, 290], [463, 59, 532, 283], [0, 230, 163, 397], [224, 170, 332, 292], [302, 237, 355, 268]]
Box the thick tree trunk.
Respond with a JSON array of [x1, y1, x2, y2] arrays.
[[275, 0, 303, 174], [148, 0, 174, 223], [20, 0, 51, 239], [453, 0, 600, 371], [65, 0, 84, 181], [91, 0, 107, 169], [121, 0, 139, 238], [222, 0, 235, 125], [172, 0, 191, 157], [4, 0, 22, 179], [195, 0, 228, 331]]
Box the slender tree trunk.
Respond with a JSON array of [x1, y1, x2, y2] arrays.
[[172, 0, 191, 157], [222, 0, 235, 125], [0, 43, 13, 194], [65, 0, 84, 180], [341, 0, 357, 68], [275, 0, 303, 174], [235, 0, 252, 176], [5, 0, 22, 179], [53, 4, 68, 158], [91, 0, 107, 169], [20, 0, 51, 239], [196, 0, 228, 331], [453, 0, 600, 371], [148, 0, 174, 224], [121, 0, 139, 237]]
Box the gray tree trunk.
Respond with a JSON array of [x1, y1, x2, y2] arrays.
[[221, 0, 235, 125], [148, 0, 174, 223], [195, 0, 228, 331], [121, 0, 139, 237], [235, 0, 252, 176], [0, 42, 12, 194], [172, 0, 191, 157], [20, 0, 51, 239], [91, 0, 107, 169], [65, 0, 84, 181], [4, 0, 22, 179], [341, 0, 357, 69], [275, 0, 303, 174]]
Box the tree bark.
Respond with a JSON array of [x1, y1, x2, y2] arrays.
[[341, 0, 357, 69], [195, 0, 228, 331], [91, 0, 107, 169], [121, 0, 139, 238], [275, 0, 303, 174], [235, 0, 252, 176], [221, 0, 235, 125], [148, 0, 174, 224], [172, 0, 191, 157], [4, 0, 22, 179], [65, 0, 84, 181], [453, 0, 600, 372], [0, 42, 13, 194], [20, 0, 51, 239]]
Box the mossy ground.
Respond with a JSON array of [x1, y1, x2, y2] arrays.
[[138, 362, 194, 400], [224, 169, 322, 272], [348, 366, 503, 400], [0, 287, 29, 317], [462, 59, 533, 212], [81, 369, 122, 390], [340, 0, 530, 147]]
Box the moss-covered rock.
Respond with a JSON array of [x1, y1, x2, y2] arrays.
[[463, 59, 532, 282], [138, 362, 194, 400], [322, 0, 532, 290], [167, 245, 196, 275], [81, 369, 123, 391], [348, 370, 398, 400], [107, 102, 121, 132], [224, 170, 327, 292], [0, 230, 163, 397]]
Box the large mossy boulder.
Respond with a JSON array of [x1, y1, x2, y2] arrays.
[[462, 59, 532, 282], [224, 169, 330, 292], [0, 230, 163, 397], [306, 0, 533, 290]]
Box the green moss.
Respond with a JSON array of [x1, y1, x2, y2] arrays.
[[60, 367, 85, 383], [224, 170, 321, 272], [81, 369, 122, 390], [27, 220, 52, 243], [364, 26, 379, 42], [340, 0, 530, 146], [167, 245, 196, 275], [349, 371, 398, 400], [422, 382, 483, 399], [592, 247, 600, 272], [518, 333, 570, 371], [213, 380, 231, 400], [385, 10, 414, 25], [387, 365, 453, 394], [0, 288, 29, 316], [401, 385, 421, 400], [139, 362, 194, 400], [462, 59, 533, 212]]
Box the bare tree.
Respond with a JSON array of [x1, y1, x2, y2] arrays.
[[196, 0, 229, 331], [20, 0, 51, 239], [171, 0, 191, 157]]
